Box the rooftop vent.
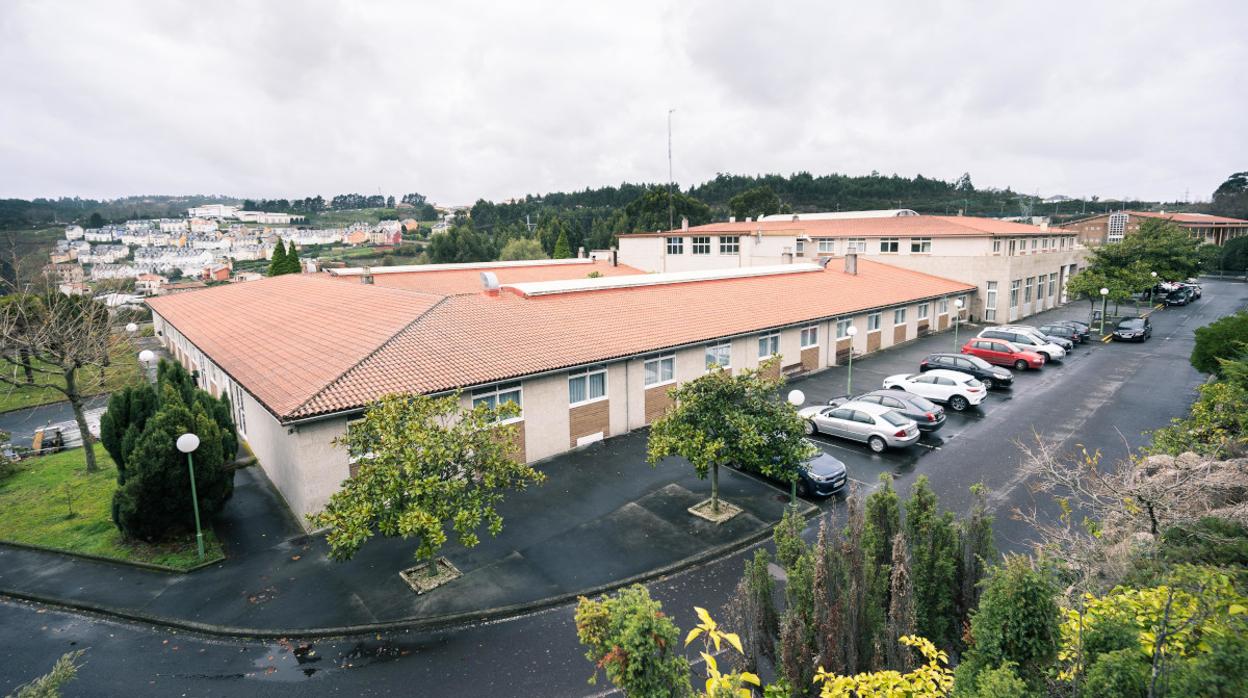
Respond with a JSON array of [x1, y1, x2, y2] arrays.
[[480, 271, 500, 295], [845, 253, 858, 275], [361, 266, 374, 284]]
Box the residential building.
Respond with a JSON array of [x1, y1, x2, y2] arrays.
[[64, 225, 84, 240], [148, 257, 973, 523], [187, 204, 241, 219], [78, 244, 131, 265], [90, 263, 141, 280], [136, 273, 168, 296], [1060, 210, 1248, 246], [42, 263, 84, 286], [83, 228, 116, 243], [237, 211, 304, 225], [189, 218, 219, 234], [164, 280, 208, 294], [232, 271, 263, 283], [201, 263, 231, 282], [159, 218, 190, 233], [618, 213, 1087, 323]]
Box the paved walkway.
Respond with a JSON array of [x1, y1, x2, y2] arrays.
[[0, 430, 807, 635]]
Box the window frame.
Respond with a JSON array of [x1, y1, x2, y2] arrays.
[[472, 381, 524, 424], [847, 237, 867, 253], [867, 313, 881, 331], [893, 308, 907, 325], [568, 366, 608, 407], [992, 239, 1002, 254], [719, 236, 739, 255], [644, 353, 676, 387], [836, 319, 852, 339], [705, 341, 732, 371], [879, 237, 900, 253], [800, 325, 819, 349], [757, 332, 780, 359], [910, 237, 932, 253], [817, 238, 836, 254], [691, 236, 711, 255], [917, 303, 929, 320], [1048, 272, 1057, 297], [1024, 276, 1034, 303], [665, 237, 684, 255], [1009, 279, 1020, 308]]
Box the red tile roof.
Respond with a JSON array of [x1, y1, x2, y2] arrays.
[[622, 215, 1058, 238], [324, 259, 642, 295], [1128, 211, 1248, 225]]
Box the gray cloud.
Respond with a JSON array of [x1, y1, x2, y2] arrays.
[[1, 0, 1245, 204]]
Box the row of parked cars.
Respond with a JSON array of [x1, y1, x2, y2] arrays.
[[1159, 280, 1202, 307]]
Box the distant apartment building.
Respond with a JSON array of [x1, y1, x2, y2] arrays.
[[90, 263, 141, 280], [64, 225, 84, 240], [238, 211, 304, 225], [83, 228, 116, 243], [618, 210, 1088, 323], [187, 204, 241, 219], [1060, 210, 1248, 246], [201, 263, 231, 282], [42, 263, 84, 286], [231, 271, 263, 283], [78, 244, 131, 265]]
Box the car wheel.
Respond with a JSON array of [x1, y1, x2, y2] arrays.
[[981, 377, 994, 390], [803, 420, 816, 436], [1014, 359, 1028, 371], [868, 436, 886, 453], [889, 385, 904, 390], [1039, 352, 1052, 363], [949, 395, 969, 412], [797, 479, 810, 498]]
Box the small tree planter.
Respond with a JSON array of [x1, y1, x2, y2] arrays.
[[687, 498, 742, 524], [400, 557, 461, 594]]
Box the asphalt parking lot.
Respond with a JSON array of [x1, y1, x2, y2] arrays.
[[787, 279, 1243, 551]]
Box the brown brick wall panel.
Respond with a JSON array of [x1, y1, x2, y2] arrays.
[[758, 360, 781, 380], [917, 320, 930, 337], [569, 399, 610, 447], [893, 325, 907, 345], [834, 338, 852, 365], [496, 420, 526, 463], [866, 331, 881, 353], [644, 385, 675, 425], [800, 346, 819, 372], [938, 315, 949, 331]]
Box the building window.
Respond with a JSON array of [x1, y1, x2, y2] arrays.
[[847, 238, 867, 253], [1009, 279, 1020, 308], [1031, 238, 1038, 251], [231, 383, 247, 436], [758, 332, 780, 359], [1008, 239, 1016, 255], [893, 308, 906, 325], [795, 240, 806, 257], [985, 282, 998, 321], [472, 382, 524, 422], [719, 236, 739, 254], [836, 319, 852, 338], [879, 237, 899, 253], [568, 367, 607, 405], [910, 237, 932, 253], [917, 303, 929, 319], [817, 239, 835, 254], [800, 325, 819, 348], [666, 237, 683, 255], [644, 353, 675, 386], [938, 298, 949, 314], [691, 236, 711, 255], [992, 239, 1001, 254], [1048, 272, 1057, 297], [1024, 276, 1034, 303], [867, 313, 881, 331], [705, 342, 731, 370]]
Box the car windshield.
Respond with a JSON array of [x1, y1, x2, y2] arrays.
[[964, 355, 993, 369], [880, 411, 909, 427], [1119, 319, 1144, 329]]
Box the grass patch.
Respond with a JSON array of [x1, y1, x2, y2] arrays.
[[0, 444, 223, 570], [0, 339, 142, 413]]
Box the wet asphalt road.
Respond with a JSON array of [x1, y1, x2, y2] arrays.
[[1, 279, 1242, 697]]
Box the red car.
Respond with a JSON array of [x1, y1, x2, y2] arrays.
[[961, 338, 1045, 371]]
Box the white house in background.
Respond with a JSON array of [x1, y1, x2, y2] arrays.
[[237, 211, 304, 225], [136, 273, 168, 296], [84, 228, 115, 243], [90, 263, 141, 280], [159, 218, 189, 233], [79, 244, 131, 265], [187, 204, 241, 219], [189, 218, 219, 233], [64, 225, 84, 240], [96, 292, 143, 308]]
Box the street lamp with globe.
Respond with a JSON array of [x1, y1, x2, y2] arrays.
[[176, 433, 205, 561], [138, 349, 156, 384], [845, 325, 859, 396], [1099, 287, 1110, 334], [953, 297, 965, 351], [785, 389, 806, 505]]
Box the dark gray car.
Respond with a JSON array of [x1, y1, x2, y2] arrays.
[[830, 389, 946, 433]]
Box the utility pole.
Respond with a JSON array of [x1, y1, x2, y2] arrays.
[[667, 108, 676, 231]]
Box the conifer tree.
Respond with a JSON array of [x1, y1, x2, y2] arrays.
[[863, 473, 902, 658], [885, 531, 917, 671], [281, 242, 302, 274], [553, 229, 572, 258], [268, 239, 288, 276], [905, 476, 959, 652]]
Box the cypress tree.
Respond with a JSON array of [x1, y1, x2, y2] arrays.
[[905, 476, 959, 652], [863, 473, 902, 657], [268, 239, 288, 276], [956, 483, 996, 653], [885, 531, 917, 671], [281, 242, 302, 274], [553, 229, 572, 258]]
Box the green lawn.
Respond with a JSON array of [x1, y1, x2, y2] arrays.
[[0, 340, 143, 413], [0, 445, 224, 570]]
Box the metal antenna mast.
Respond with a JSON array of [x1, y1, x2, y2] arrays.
[[667, 108, 676, 231]]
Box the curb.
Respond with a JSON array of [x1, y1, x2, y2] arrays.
[[0, 539, 224, 574], [0, 495, 818, 641]]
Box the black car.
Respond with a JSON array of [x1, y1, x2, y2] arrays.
[[1038, 323, 1084, 344], [1054, 320, 1092, 342], [1165, 288, 1193, 306], [831, 389, 946, 432], [1112, 317, 1152, 342], [919, 352, 1013, 390]]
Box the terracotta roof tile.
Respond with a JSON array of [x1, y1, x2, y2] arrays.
[[326, 259, 642, 295]]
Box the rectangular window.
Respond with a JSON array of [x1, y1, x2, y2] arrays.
[[984, 283, 998, 321], [992, 239, 1001, 254], [1008, 239, 1016, 255], [957, 294, 967, 310], [666, 237, 683, 255], [1031, 238, 1038, 250], [232, 383, 248, 436], [817, 239, 835, 254], [917, 303, 929, 319], [847, 238, 866, 253], [836, 319, 852, 338], [1024, 277, 1034, 303], [938, 298, 949, 314], [795, 240, 805, 257], [910, 237, 932, 253], [705, 342, 731, 370], [644, 353, 675, 386], [691, 236, 711, 255], [867, 313, 881, 331], [1009, 279, 1020, 308], [879, 237, 899, 253], [472, 382, 524, 421], [800, 325, 819, 348], [758, 332, 780, 359], [568, 367, 607, 405], [893, 308, 907, 325], [719, 236, 739, 254], [1048, 272, 1057, 297]]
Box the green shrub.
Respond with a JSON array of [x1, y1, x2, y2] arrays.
[[1191, 311, 1248, 376], [962, 555, 1060, 690], [574, 585, 692, 697], [1081, 648, 1148, 698]]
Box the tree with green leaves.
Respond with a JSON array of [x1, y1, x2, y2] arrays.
[[268, 239, 288, 276], [956, 483, 996, 652], [98, 383, 159, 479], [574, 584, 693, 698], [281, 242, 302, 274], [904, 476, 959, 652], [625, 187, 712, 232], [1090, 217, 1204, 282], [863, 473, 902, 653], [728, 185, 783, 221], [1191, 311, 1248, 376], [1211, 171, 1248, 219], [724, 549, 780, 673], [498, 237, 548, 261], [647, 360, 814, 516], [553, 229, 573, 258], [310, 392, 545, 571], [956, 555, 1060, 692], [1217, 235, 1248, 272]]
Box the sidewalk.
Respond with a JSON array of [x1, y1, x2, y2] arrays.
[[0, 430, 809, 636]]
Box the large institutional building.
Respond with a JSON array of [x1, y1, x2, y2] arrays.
[[148, 255, 974, 523], [1059, 210, 1248, 247], [617, 211, 1087, 323]]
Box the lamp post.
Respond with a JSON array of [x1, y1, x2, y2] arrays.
[[1099, 287, 1109, 335], [953, 298, 965, 351], [138, 349, 156, 384], [785, 389, 806, 505], [1150, 271, 1158, 303], [845, 325, 859, 396], [176, 433, 205, 561]]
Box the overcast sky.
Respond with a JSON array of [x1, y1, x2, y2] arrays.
[[2, 0, 1245, 204]]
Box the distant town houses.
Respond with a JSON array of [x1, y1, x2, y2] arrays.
[[78, 244, 131, 265]]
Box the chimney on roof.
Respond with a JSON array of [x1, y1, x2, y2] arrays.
[[957, 209, 964, 217], [610, 246, 618, 267], [729, 216, 736, 223], [792, 214, 800, 222], [681, 217, 688, 232], [361, 266, 374, 285], [781, 247, 793, 265], [744, 216, 752, 223], [1040, 220, 1050, 231], [577, 246, 585, 259], [845, 253, 858, 275]]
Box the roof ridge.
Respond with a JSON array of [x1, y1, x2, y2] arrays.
[[286, 294, 452, 419]]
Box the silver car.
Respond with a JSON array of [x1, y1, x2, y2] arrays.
[[798, 400, 921, 453]]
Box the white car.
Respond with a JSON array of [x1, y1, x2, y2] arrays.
[[881, 369, 987, 412]]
